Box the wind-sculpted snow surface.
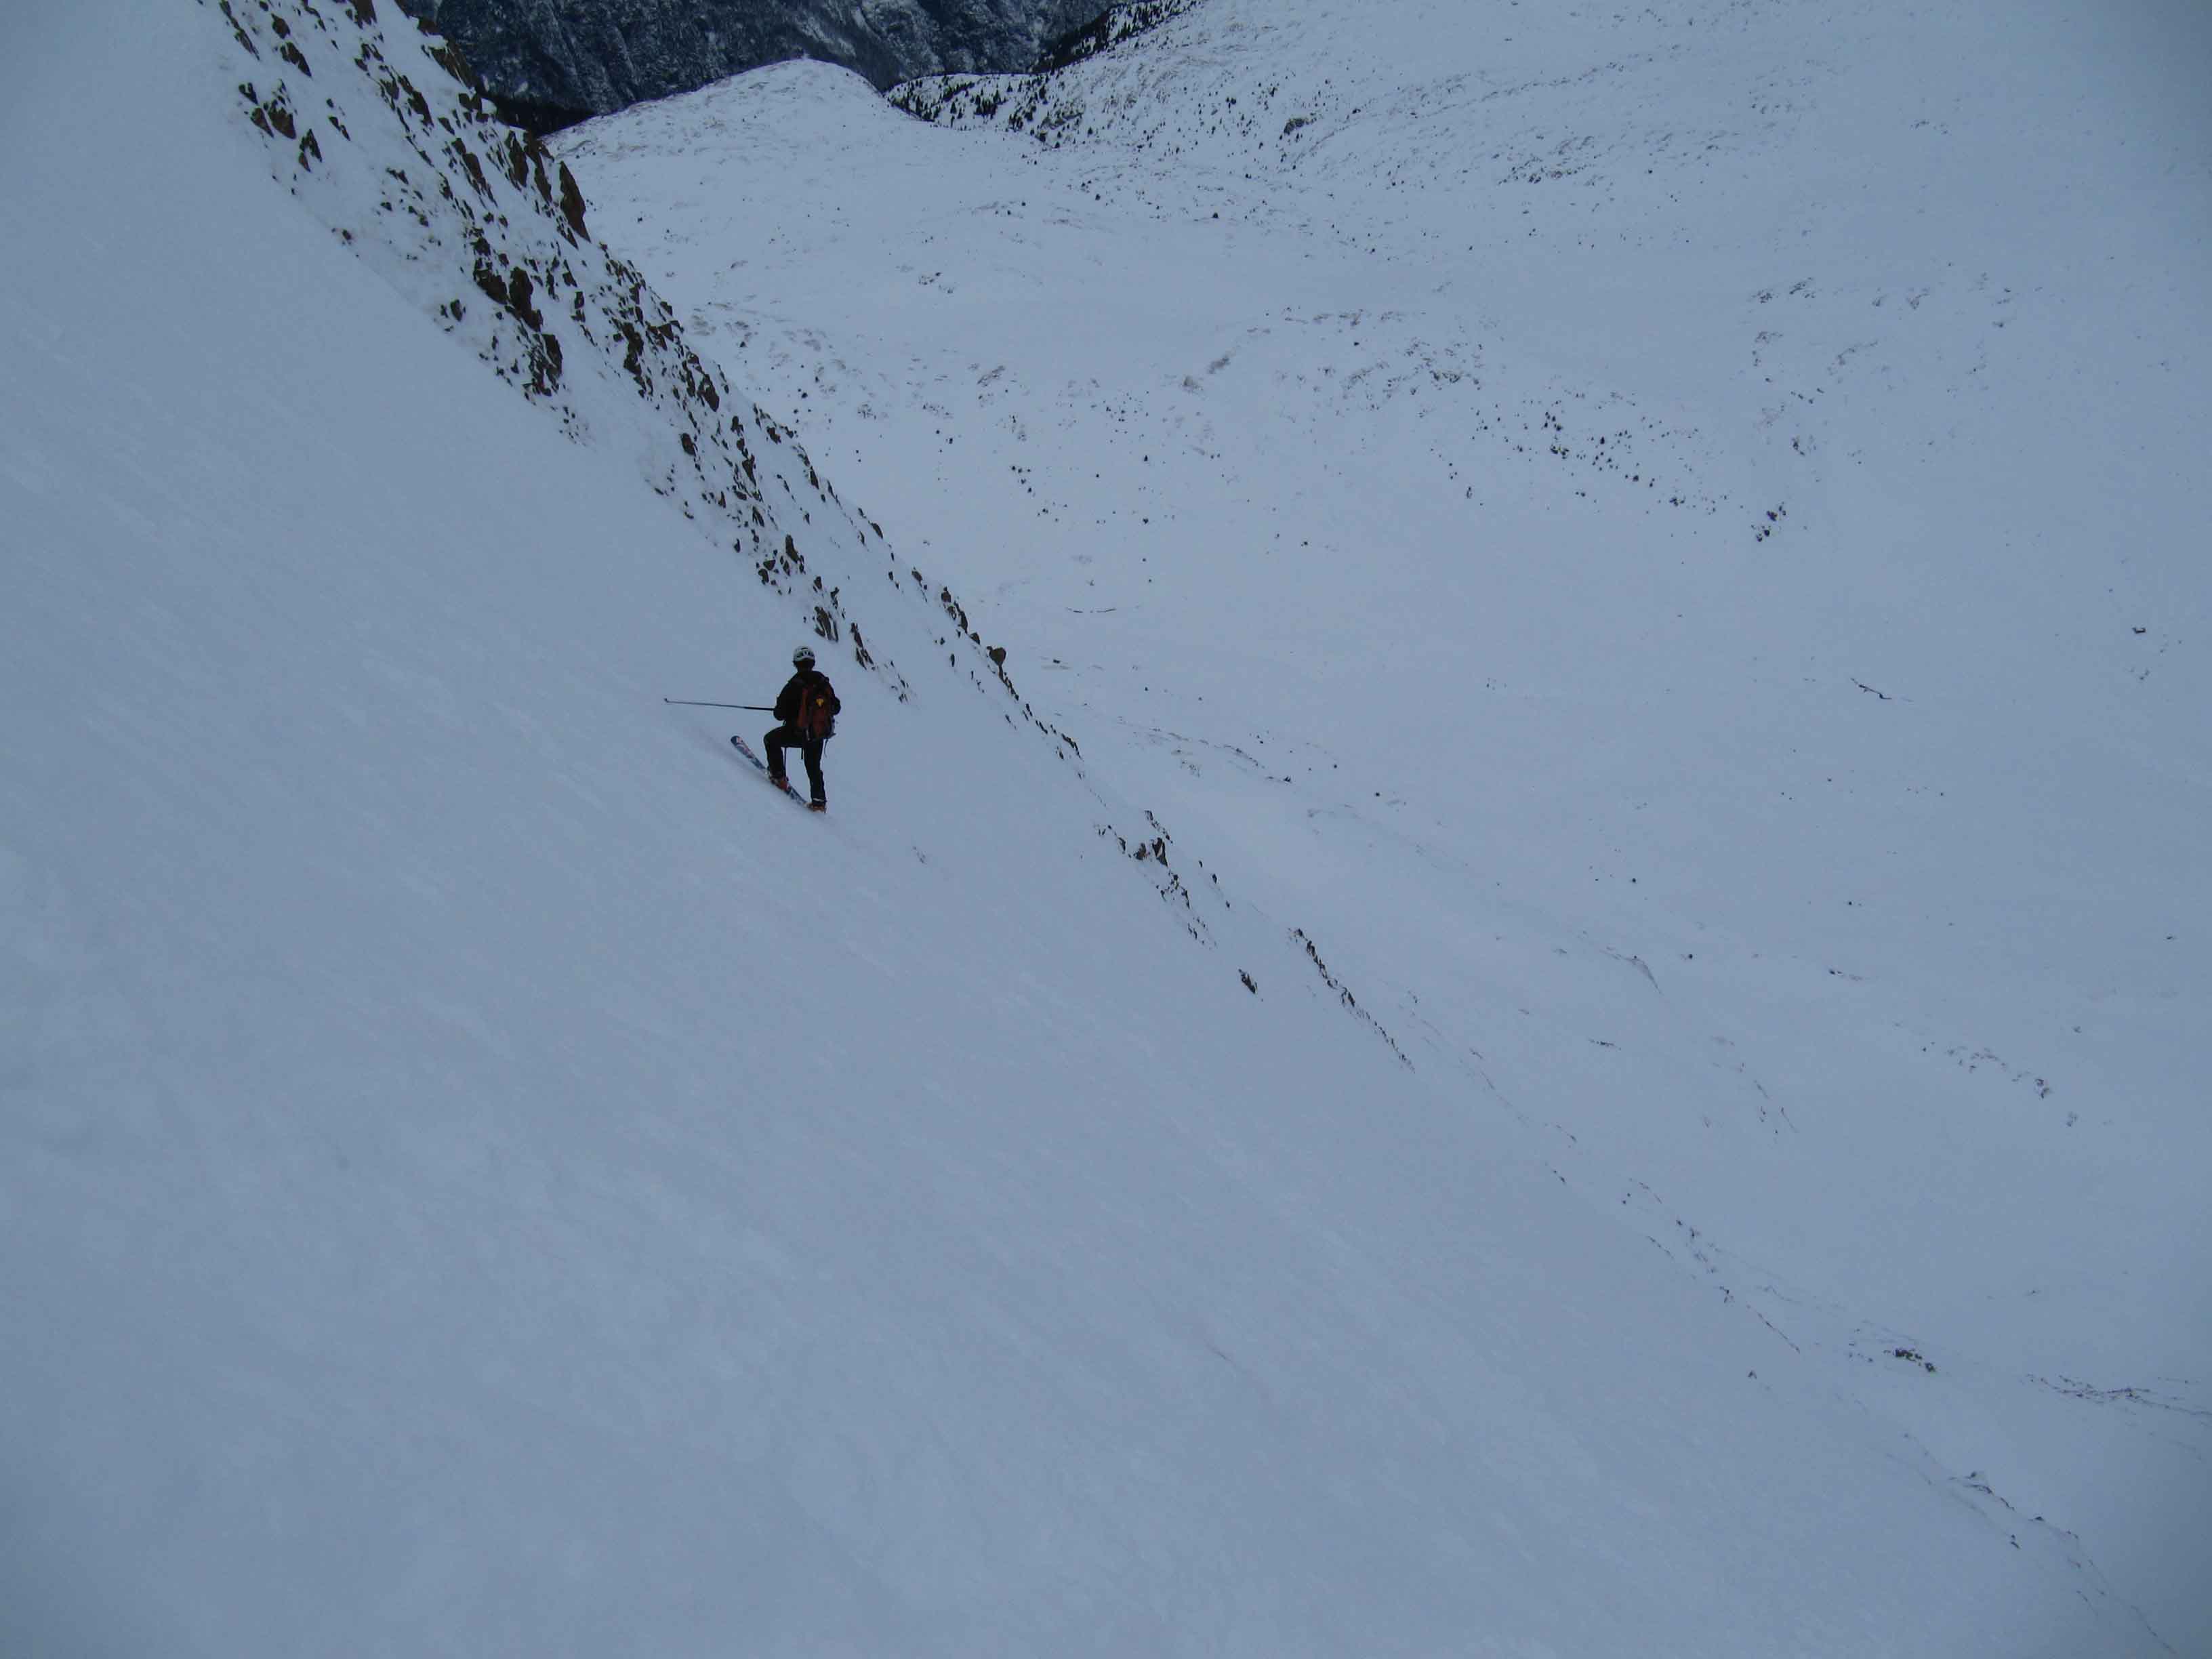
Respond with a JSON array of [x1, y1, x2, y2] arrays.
[[566, 0, 2212, 1645]]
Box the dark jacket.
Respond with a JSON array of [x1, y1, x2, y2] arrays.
[[774, 667, 840, 740]]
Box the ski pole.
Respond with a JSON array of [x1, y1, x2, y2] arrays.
[[663, 699, 778, 712]]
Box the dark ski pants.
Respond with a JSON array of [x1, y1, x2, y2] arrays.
[[764, 725, 827, 802]]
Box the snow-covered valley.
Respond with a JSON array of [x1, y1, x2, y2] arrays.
[[3, 0, 2206, 1651], [556, 0, 2212, 1643]]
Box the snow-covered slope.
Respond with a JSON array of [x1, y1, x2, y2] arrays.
[[0, 0, 2196, 1653], [555, 0, 2212, 1645]]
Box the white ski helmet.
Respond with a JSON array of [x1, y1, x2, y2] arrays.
[[792, 644, 817, 668]]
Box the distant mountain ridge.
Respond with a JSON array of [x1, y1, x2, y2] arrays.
[[393, 0, 1109, 129]]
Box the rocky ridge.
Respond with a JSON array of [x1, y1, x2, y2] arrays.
[[393, 0, 1109, 129], [207, 0, 1168, 920]]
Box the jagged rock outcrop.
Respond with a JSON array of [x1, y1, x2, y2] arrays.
[[392, 0, 1109, 129]]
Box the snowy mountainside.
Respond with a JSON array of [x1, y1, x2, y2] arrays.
[[213, 0, 937, 710], [0, 2, 2158, 1640], [209, 0, 1119, 800], [0, 0, 2195, 1653], [562, 0, 2212, 1643]]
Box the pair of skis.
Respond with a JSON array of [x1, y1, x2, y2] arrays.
[[661, 703, 825, 814], [730, 734, 823, 812]]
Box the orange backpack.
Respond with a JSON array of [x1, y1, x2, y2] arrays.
[[796, 677, 837, 740]]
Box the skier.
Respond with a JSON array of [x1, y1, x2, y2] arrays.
[[765, 643, 840, 811]]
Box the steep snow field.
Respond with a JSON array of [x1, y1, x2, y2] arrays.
[[557, 0, 2212, 1645], [0, 0, 2198, 1653]]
